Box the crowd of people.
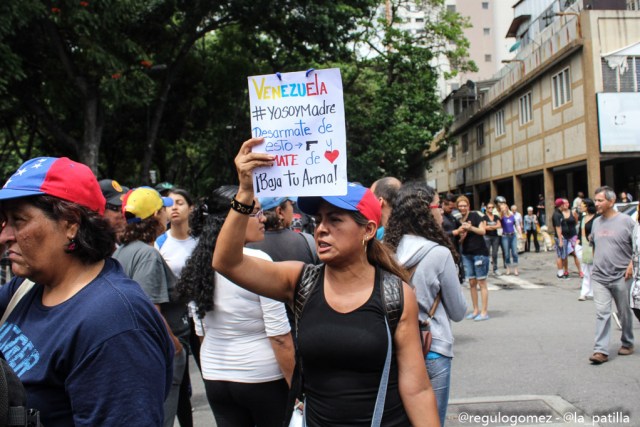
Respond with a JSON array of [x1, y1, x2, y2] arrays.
[[1, 146, 639, 426]]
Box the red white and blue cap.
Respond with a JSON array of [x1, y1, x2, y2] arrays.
[[297, 182, 381, 226], [0, 157, 105, 215]]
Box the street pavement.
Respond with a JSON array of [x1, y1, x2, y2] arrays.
[[182, 248, 639, 427]]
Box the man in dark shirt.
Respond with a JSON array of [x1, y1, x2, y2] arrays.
[[442, 193, 462, 247], [536, 194, 546, 226]]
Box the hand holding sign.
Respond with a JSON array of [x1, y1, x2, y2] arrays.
[[248, 68, 347, 197]]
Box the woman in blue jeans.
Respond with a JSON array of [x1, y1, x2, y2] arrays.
[[498, 200, 519, 275], [385, 182, 467, 427]]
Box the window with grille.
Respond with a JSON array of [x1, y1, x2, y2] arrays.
[[484, 28, 491, 36], [482, 2, 489, 9], [602, 57, 639, 92], [461, 133, 469, 153], [552, 67, 572, 108], [476, 124, 485, 148], [519, 92, 533, 125], [495, 109, 505, 136], [451, 143, 456, 159]]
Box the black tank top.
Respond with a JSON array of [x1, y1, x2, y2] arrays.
[[297, 267, 410, 426]]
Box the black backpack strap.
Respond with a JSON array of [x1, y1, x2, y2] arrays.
[[379, 268, 404, 336], [293, 263, 323, 335]]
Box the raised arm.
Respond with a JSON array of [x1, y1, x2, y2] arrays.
[[212, 137, 304, 304]]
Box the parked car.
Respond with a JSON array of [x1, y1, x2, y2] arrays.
[[614, 201, 638, 222]]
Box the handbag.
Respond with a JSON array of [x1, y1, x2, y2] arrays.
[[580, 217, 594, 265], [419, 292, 441, 356]]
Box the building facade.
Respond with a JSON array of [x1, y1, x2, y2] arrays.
[[427, 0, 640, 218]]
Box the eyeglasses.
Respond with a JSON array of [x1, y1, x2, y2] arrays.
[[249, 209, 264, 218]]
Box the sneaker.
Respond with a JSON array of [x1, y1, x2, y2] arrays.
[[465, 312, 478, 320], [612, 312, 622, 330], [589, 352, 608, 364], [557, 274, 568, 280], [578, 295, 586, 301], [618, 346, 634, 356], [474, 314, 490, 321], [494, 270, 501, 276]]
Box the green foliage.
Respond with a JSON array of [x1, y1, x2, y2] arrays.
[[0, 0, 474, 194]]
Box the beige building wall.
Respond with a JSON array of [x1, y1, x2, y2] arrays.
[[428, 9, 640, 209]]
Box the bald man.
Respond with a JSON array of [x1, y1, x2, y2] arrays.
[[370, 176, 402, 240]]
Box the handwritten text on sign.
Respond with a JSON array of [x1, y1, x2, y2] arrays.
[[248, 68, 347, 197]]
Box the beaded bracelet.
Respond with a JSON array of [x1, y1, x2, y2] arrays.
[[230, 196, 255, 215]]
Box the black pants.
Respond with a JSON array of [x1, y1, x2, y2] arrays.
[[204, 379, 288, 427], [485, 235, 501, 272], [525, 229, 540, 252]]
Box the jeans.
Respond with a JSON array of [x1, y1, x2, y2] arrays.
[[484, 235, 501, 272], [592, 277, 634, 355], [426, 355, 452, 427], [501, 233, 519, 267], [461, 254, 489, 280]]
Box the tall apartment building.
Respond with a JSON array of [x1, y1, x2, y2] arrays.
[[391, 0, 515, 98], [426, 0, 640, 219]]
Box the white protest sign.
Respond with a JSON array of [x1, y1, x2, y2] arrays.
[[248, 68, 347, 197]]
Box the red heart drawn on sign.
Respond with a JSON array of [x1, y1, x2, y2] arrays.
[[324, 150, 339, 163]]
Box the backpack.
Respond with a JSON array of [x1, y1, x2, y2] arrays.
[[283, 263, 404, 426], [0, 351, 41, 427]]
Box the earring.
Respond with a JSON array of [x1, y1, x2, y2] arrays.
[[66, 237, 77, 253]]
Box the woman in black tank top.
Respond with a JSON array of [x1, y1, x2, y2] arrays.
[[213, 138, 441, 427]]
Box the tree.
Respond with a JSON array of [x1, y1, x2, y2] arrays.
[[341, 0, 476, 184], [0, 0, 378, 184]]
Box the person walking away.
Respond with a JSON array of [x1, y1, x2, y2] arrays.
[[156, 188, 198, 427], [112, 187, 188, 427], [212, 137, 440, 426], [456, 196, 490, 320], [385, 182, 467, 426], [497, 200, 519, 276], [588, 186, 635, 364], [523, 207, 540, 252], [483, 202, 502, 275], [0, 158, 173, 426], [578, 198, 597, 301], [178, 187, 294, 427]]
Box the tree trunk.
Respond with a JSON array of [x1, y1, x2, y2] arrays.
[[79, 90, 103, 174]]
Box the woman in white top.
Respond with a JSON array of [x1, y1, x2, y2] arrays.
[[177, 185, 294, 427]]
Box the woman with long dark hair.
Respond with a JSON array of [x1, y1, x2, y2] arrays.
[[578, 198, 597, 301], [384, 182, 467, 426], [212, 137, 440, 426], [177, 185, 294, 427]]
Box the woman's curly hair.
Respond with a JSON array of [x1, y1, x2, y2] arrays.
[[384, 181, 463, 281], [176, 185, 237, 318]]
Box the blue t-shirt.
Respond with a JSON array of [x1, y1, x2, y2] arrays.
[[0, 258, 174, 427], [501, 215, 516, 234]]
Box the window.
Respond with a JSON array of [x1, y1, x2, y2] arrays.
[[519, 92, 533, 125], [461, 133, 469, 153], [483, 28, 491, 36], [415, 17, 424, 23], [552, 67, 572, 108], [482, 2, 489, 9], [485, 54, 492, 62], [495, 109, 505, 136], [476, 124, 485, 148], [451, 143, 457, 159], [602, 57, 640, 92]]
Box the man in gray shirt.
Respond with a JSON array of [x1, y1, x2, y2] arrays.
[[588, 186, 636, 364]]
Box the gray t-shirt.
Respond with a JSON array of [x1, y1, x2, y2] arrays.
[[113, 240, 189, 341], [591, 212, 637, 282]]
